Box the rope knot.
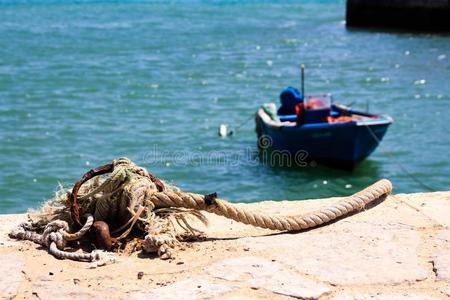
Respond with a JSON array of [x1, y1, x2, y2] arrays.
[[9, 225, 26, 240], [89, 250, 116, 268], [113, 157, 133, 167]]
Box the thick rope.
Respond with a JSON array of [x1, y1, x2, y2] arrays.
[[148, 179, 392, 231], [9, 157, 394, 263], [8, 214, 112, 264], [63, 214, 94, 241]]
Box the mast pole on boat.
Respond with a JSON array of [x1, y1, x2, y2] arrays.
[[301, 64, 305, 96]]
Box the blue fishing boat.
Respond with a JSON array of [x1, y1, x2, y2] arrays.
[[255, 73, 393, 167]]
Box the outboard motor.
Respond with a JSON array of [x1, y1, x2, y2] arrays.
[[277, 87, 303, 115]]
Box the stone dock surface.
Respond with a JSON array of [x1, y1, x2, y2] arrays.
[[1, 191, 450, 300]]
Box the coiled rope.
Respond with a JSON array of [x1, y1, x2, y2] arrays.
[[9, 158, 393, 263], [9, 214, 114, 265]]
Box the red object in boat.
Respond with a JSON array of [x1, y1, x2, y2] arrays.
[[295, 102, 305, 125], [306, 98, 327, 110]]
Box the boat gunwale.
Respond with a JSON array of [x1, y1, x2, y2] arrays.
[[257, 106, 393, 131]]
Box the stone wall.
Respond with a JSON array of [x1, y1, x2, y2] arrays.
[[346, 0, 450, 31]]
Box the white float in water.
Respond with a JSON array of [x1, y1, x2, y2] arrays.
[[218, 124, 229, 137]]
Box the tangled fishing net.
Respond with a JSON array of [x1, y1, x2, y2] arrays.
[[9, 157, 393, 266]]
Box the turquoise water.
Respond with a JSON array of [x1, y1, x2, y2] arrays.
[[1, 1, 449, 214]]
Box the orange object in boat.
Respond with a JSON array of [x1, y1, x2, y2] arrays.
[[326, 115, 362, 123]]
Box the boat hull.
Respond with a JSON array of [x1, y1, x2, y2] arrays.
[[255, 112, 391, 167]]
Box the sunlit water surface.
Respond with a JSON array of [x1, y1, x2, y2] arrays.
[[1, 0, 449, 213]]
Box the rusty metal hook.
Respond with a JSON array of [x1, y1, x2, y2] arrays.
[[69, 163, 114, 228]]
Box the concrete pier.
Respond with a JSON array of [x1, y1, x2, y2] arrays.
[[1, 191, 450, 299], [346, 0, 450, 31]]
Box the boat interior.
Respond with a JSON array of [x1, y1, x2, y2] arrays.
[[258, 87, 385, 128]]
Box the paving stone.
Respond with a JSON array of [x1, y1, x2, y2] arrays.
[[0, 214, 28, 248], [332, 292, 442, 300], [32, 284, 96, 300], [434, 230, 450, 247], [207, 256, 331, 299], [433, 251, 450, 281], [129, 278, 236, 300], [440, 286, 450, 297], [402, 192, 450, 226], [239, 224, 428, 285], [0, 253, 24, 299], [32, 279, 117, 300]]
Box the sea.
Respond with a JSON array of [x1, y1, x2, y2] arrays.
[[1, 0, 449, 213]]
